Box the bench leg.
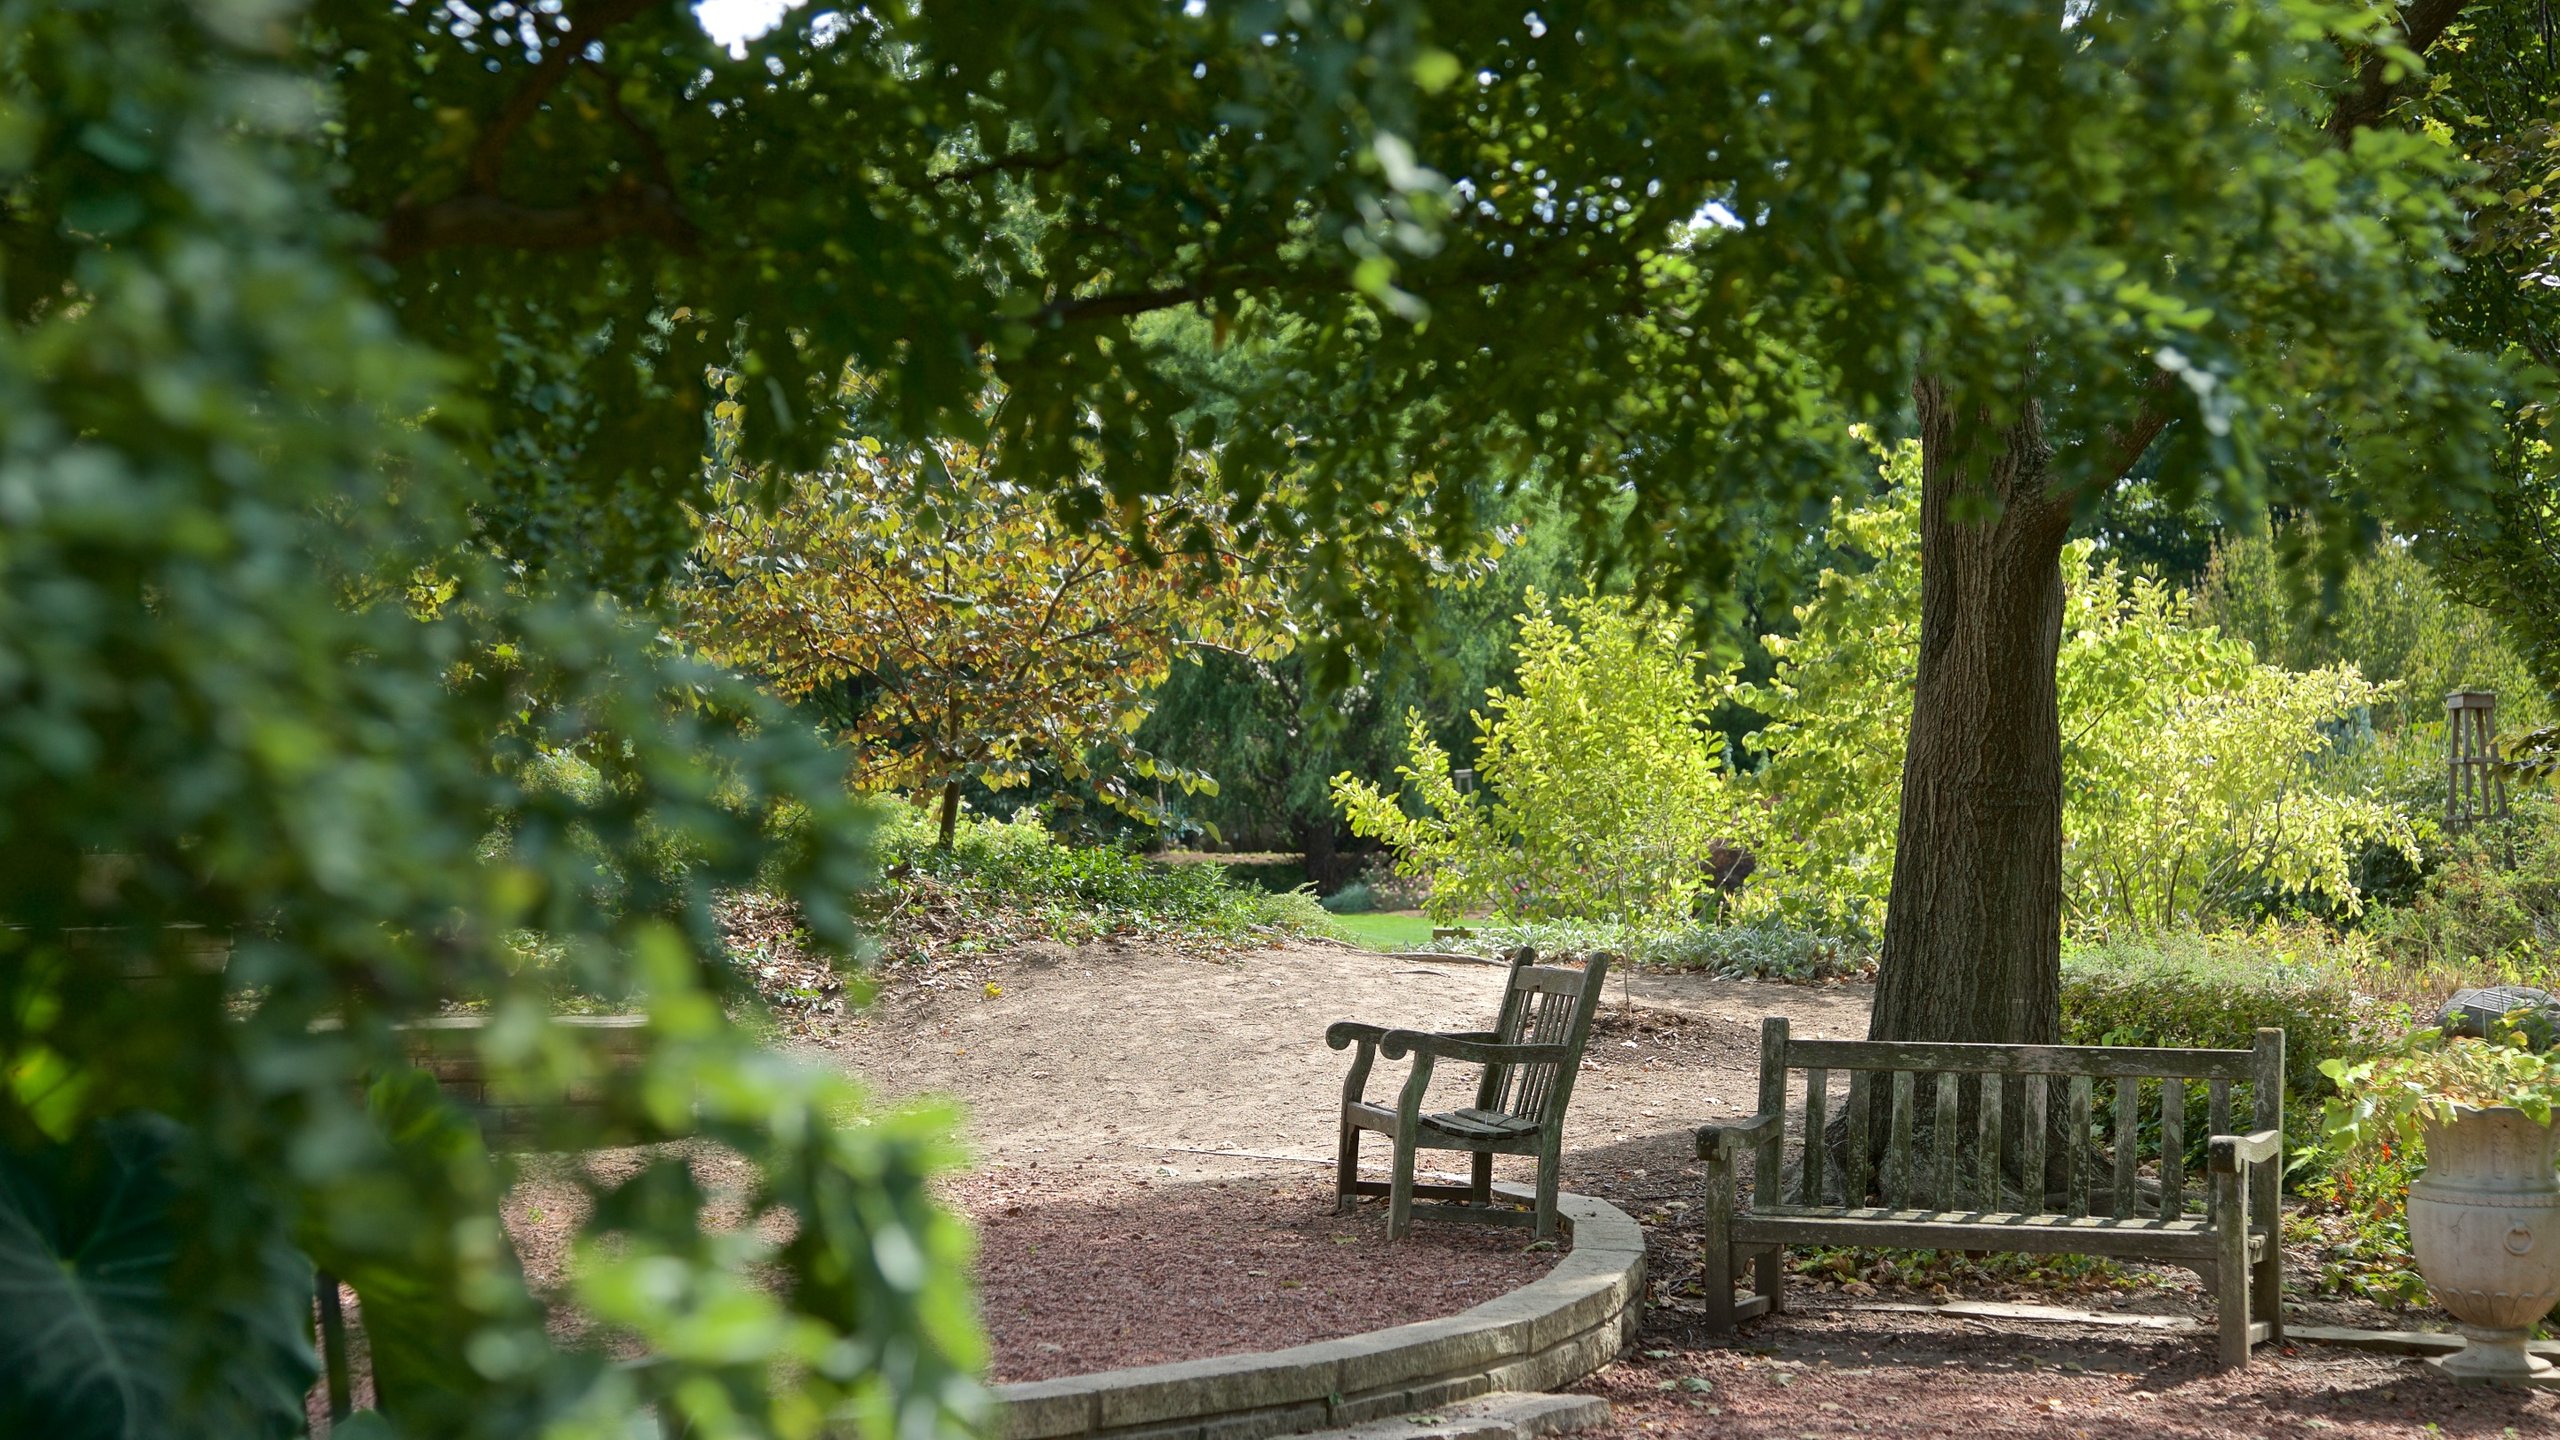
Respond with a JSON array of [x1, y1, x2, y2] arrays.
[[1472, 1150, 1494, 1208], [2253, 1164, 2284, 1344], [2253, 1246, 2284, 1345], [2212, 1168, 2250, 1369], [1702, 1183, 1736, 1331], [1531, 1136, 1564, 1240], [1702, 1150, 1738, 1332], [1388, 1134, 1417, 1241], [1751, 1245, 1785, 1317], [1335, 1122, 1360, 1215]]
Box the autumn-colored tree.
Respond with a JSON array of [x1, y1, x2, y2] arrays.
[[679, 431, 1289, 846]]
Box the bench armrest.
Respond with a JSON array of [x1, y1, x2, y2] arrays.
[[1326, 1021, 1390, 1051], [1695, 1112, 1781, 1161], [1327, 1023, 1496, 1051], [2207, 1128, 2283, 1172], [1379, 1029, 1570, 1065]]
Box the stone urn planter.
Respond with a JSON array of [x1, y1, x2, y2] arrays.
[[2410, 1105, 2560, 1384]]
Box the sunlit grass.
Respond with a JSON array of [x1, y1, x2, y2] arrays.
[[1325, 911, 1447, 951]]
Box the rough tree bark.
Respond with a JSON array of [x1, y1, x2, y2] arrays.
[[1867, 380, 2077, 1047]]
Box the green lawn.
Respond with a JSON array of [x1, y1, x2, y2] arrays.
[[1325, 911, 1452, 951]]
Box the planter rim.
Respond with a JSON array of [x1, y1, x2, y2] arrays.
[[2429, 1102, 2556, 1121]]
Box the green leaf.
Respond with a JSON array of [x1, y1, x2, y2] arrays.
[[0, 1114, 314, 1440]]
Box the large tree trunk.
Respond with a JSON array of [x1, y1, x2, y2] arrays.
[[1868, 380, 2076, 1047]]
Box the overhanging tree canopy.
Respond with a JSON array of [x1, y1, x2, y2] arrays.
[[334, 0, 2531, 1054]]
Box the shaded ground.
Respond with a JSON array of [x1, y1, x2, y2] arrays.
[[806, 935, 2548, 1434], [1577, 1308, 2556, 1438]]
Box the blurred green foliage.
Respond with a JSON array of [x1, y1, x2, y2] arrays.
[[0, 3, 977, 1436]]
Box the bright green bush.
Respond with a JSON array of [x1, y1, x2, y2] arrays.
[[2197, 524, 2550, 733], [1742, 444, 2414, 936], [1333, 592, 1744, 928]]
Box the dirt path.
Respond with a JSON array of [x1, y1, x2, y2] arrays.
[[811, 936, 1867, 1196]]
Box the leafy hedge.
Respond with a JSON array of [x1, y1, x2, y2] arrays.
[[2061, 927, 2386, 1161], [1464, 917, 1870, 981], [870, 810, 1333, 955]]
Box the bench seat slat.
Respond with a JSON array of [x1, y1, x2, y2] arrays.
[[1736, 1207, 2266, 1263], [1785, 1038, 2258, 1082], [1343, 1101, 1543, 1147]]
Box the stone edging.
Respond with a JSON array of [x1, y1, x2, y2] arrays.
[[995, 1192, 1645, 1440]]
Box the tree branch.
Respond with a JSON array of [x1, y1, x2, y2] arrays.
[[380, 182, 698, 262], [384, 0, 697, 262], [2325, 0, 2473, 144], [468, 0, 660, 193], [1037, 282, 1215, 326]]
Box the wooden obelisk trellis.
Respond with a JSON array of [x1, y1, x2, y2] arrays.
[[2446, 690, 2510, 829]]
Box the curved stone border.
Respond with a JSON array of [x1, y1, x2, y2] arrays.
[[995, 1192, 1645, 1440]]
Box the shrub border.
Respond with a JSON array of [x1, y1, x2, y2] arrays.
[[992, 1191, 1645, 1440]]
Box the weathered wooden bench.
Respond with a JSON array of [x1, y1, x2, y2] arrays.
[[1697, 1018, 2286, 1367], [1327, 948, 1610, 1239]]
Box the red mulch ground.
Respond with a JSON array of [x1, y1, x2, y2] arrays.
[[951, 1173, 1564, 1382], [1575, 1307, 2558, 1439]]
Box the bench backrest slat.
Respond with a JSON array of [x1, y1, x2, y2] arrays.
[[1975, 1076, 2003, 1212], [2064, 1075, 2093, 1218], [1843, 1070, 1873, 1206], [2161, 1082, 2186, 1217], [2112, 1079, 2140, 1220], [1476, 949, 1608, 1124], [2022, 1075, 2047, 1208], [1887, 1069, 1916, 1208], [1933, 1073, 1960, 1206], [1800, 1067, 1829, 1206]]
